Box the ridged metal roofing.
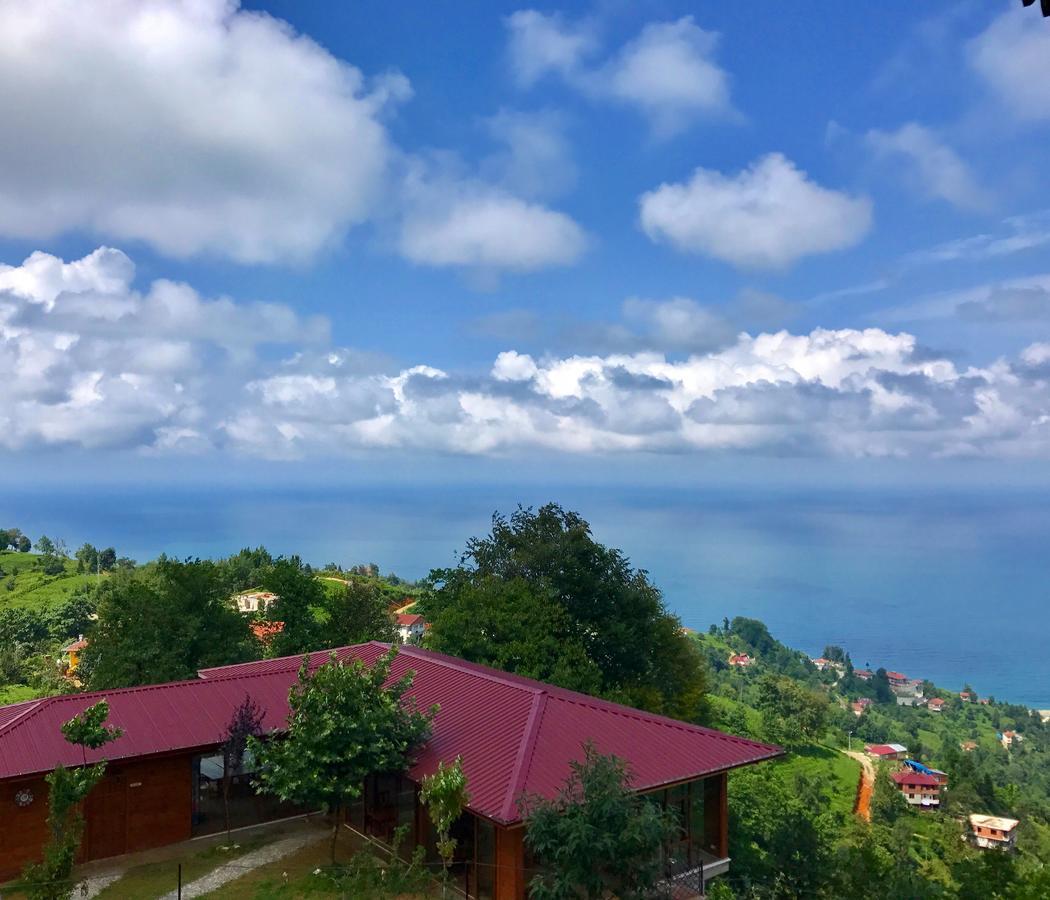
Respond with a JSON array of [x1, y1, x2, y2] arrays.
[[2, 643, 781, 824]]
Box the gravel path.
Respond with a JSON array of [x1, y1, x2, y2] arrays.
[[845, 749, 875, 821], [156, 829, 328, 900]]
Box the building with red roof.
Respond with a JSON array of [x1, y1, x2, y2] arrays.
[[928, 697, 945, 712], [0, 643, 781, 894], [396, 612, 426, 644], [865, 742, 909, 760], [728, 653, 753, 667], [892, 769, 944, 808]]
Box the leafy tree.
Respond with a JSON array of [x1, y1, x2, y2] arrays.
[[423, 576, 602, 694], [730, 617, 777, 655], [21, 702, 123, 899], [873, 668, 895, 704], [523, 743, 678, 900], [17, 534, 31, 552], [261, 556, 327, 656], [84, 559, 258, 689], [221, 695, 265, 841], [35, 535, 55, 556], [425, 504, 706, 719], [323, 577, 397, 646], [74, 543, 98, 574], [217, 546, 275, 591], [420, 757, 470, 892], [822, 645, 846, 663], [869, 765, 908, 825], [755, 675, 829, 748], [98, 547, 117, 572], [250, 648, 434, 863]]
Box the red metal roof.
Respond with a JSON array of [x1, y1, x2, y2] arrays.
[[2, 643, 781, 825], [892, 770, 941, 787], [396, 613, 424, 626]]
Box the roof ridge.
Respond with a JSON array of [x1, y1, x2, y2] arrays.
[[396, 645, 545, 697], [0, 699, 46, 738], [500, 690, 548, 822]]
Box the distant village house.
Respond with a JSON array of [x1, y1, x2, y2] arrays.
[[232, 590, 277, 614], [728, 653, 754, 668], [865, 743, 909, 761], [969, 814, 1020, 851]]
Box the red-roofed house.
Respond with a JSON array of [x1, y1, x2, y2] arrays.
[[854, 669, 873, 681], [249, 620, 284, 644], [928, 698, 946, 713], [886, 671, 908, 688], [891, 770, 944, 808], [60, 636, 88, 674], [851, 698, 873, 717], [0, 643, 781, 894], [728, 653, 753, 668], [396, 613, 426, 644], [865, 743, 909, 760]]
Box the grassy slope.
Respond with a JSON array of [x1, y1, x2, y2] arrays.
[[0, 551, 99, 612]]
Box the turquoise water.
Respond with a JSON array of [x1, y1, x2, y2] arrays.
[[3, 483, 1047, 707]]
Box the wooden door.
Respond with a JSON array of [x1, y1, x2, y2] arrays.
[[85, 771, 127, 861]]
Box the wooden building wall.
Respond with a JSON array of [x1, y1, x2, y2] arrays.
[[0, 752, 194, 883]]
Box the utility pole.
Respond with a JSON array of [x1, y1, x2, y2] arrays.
[[847, 729, 854, 752]]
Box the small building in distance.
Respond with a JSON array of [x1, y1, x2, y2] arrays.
[[250, 621, 284, 646], [959, 690, 974, 703], [969, 814, 1020, 850], [892, 770, 943, 809], [960, 740, 978, 753], [1000, 730, 1024, 750], [396, 613, 426, 644], [728, 653, 754, 668], [851, 698, 873, 717], [854, 669, 873, 681], [866, 742, 909, 761], [886, 671, 909, 689], [233, 591, 277, 614], [60, 636, 88, 674], [928, 698, 946, 713]]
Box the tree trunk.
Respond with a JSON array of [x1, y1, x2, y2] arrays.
[[330, 801, 341, 864]]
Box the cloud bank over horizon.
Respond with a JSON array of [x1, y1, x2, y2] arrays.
[[4, 247, 1050, 462]]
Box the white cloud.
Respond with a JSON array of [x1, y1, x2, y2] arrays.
[[506, 10, 597, 86], [8, 248, 1050, 461], [865, 123, 991, 211], [398, 167, 586, 272], [639, 154, 873, 268], [506, 11, 734, 136], [481, 110, 577, 200], [969, 11, 1050, 121], [0, 0, 408, 264]]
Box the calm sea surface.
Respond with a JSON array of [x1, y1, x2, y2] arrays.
[[3, 483, 1048, 707]]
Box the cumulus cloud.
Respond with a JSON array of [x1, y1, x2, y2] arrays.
[[865, 123, 991, 211], [7, 248, 1050, 460], [639, 154, 873, 268], [506, 11, 734, 136], [0, 0, 409, 264], [968, 11, 1050, 121]]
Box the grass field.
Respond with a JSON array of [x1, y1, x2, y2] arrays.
[[0, 551, 100, 612], [775, 744, 860, 816]]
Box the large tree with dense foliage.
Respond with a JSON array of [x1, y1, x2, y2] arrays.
[[322, 577, 398, 647], [261, 556, 328, 656], [755, 674, 829, 748], [250, 648, 434, 863], [523, 743, 678, 900], [84, 558, 257, 689], [424, 504, 706, 719]]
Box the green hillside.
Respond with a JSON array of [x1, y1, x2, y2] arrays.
[[0, 551, 101, 612]]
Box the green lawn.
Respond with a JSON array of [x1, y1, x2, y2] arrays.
[[0, 684, 40, 704], [775, 745, 860, 816]]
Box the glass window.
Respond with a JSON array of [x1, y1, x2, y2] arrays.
[[475, 818, 495, 900]]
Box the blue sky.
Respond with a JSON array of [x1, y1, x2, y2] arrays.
[[1, 0, 1049, 480]]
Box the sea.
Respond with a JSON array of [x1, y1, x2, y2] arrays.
[[3, 482, 1048, 708]]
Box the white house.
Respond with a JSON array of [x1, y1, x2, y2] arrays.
[[232, 591, 278, 614], [397, 613, 426, 644], [970, 815, 1020, 850]]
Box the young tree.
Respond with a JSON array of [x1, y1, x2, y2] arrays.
[[523, 743, 678, 900], [35, 535, 56, 556], [22, 702, 123, 899], [84, 559, 257, 689], [17, 533, 32, 552], [74, 543, 98, 574], [221, 694, 265, 842], [425, 504, 706, 719], [420, 757, 470, 893], [869, 765, 909, 825], [323, 578, 397, 647], [250, 649, 435, 863], [755, 674, 829, 748]]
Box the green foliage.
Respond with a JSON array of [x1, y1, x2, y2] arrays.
[[84, 558, 258, 689], [420, 756, 470, 883], [425, 503, 707, 720], [250, 648, 435, 862], [755, 674, 829, 748], [21, 701, 122, 899], [222, 694, 265, 838], [523, 743, 678, 900], [320, 824, 433, 897], [261, 556, 328, 656], [321, 577, 397, 647]]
